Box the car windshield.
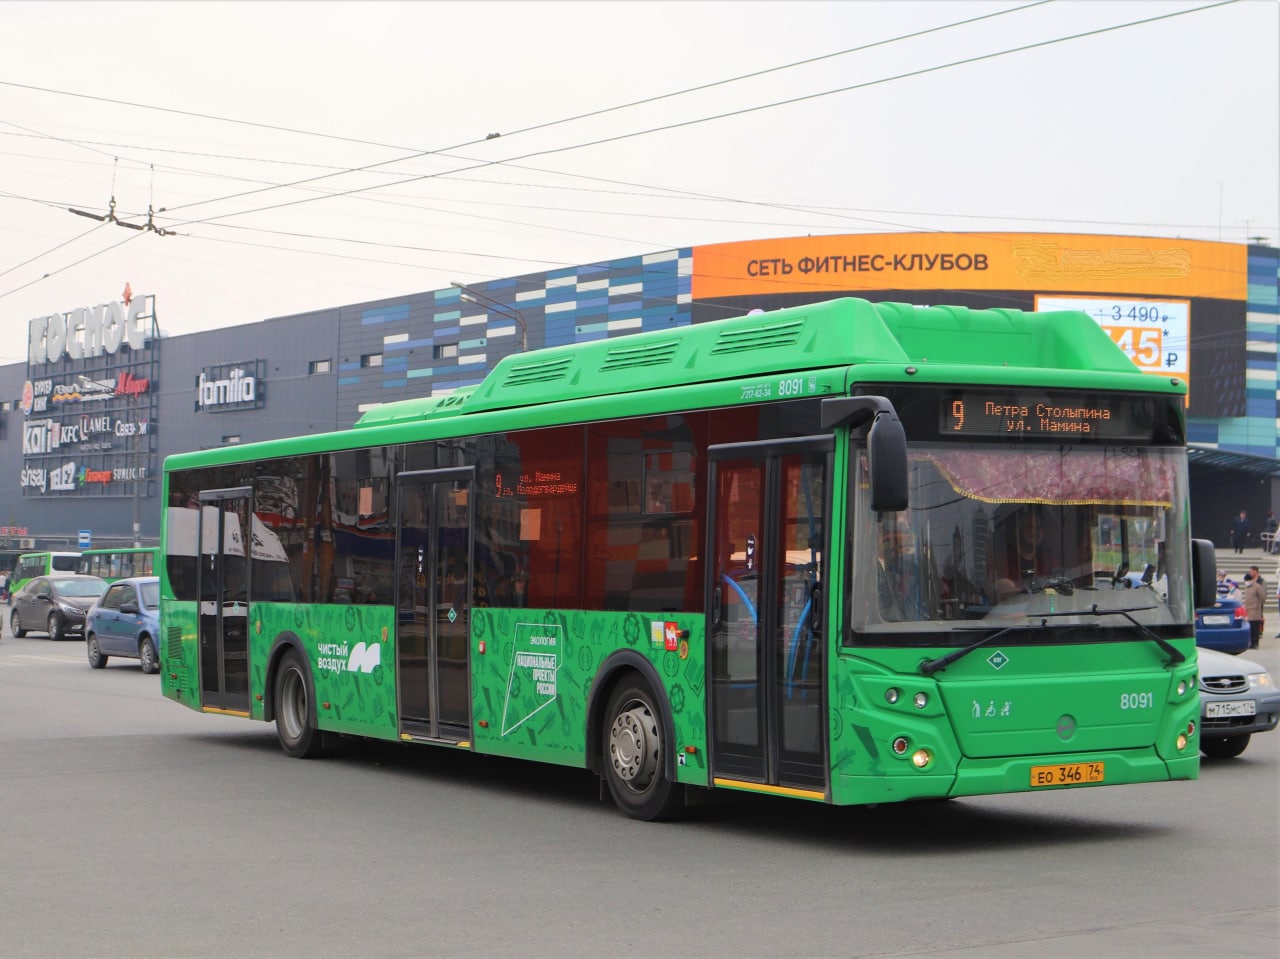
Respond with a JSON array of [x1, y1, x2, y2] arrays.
[[139, 582, 160, 609], [849, 443, 1192, 644], [53, 579, 108, 599]]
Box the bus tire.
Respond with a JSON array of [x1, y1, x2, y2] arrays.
[[275, 649, 323, 759], [602, 676, 683, 821]]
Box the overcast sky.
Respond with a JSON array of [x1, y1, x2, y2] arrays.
[[1, 0, 1275, 362]]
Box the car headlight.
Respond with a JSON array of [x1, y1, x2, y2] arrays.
[[56, 603, 82, 617], [1248, 672, 1275, 690]]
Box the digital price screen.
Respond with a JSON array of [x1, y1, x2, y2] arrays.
[[939, 390, 1173, 442]]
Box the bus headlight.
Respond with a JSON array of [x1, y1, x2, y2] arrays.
[[911, 748, 932, 768]]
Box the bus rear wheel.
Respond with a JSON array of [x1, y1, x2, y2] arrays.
[[602, 677, 682, 821], [274, 649, 323, 759]]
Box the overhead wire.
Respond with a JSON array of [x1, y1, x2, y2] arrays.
[[1, 136, 1269, 237], [0, 1, 1072, 298], [1, 1, 1057, 220], [0, 0, 1256, 306], [1, 4, 1061, 292], [160, 0, 1240, 232], [0, 0, 1252, 246], [0, 231, 143, 300], [0, 221, 107, 281]]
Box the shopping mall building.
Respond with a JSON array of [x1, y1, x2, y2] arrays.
[[2, 231, 1277, 553]]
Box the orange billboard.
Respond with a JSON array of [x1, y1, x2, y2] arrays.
[[692, 233, 1247, 302]]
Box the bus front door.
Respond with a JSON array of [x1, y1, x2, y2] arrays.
[[707, 439, 830, 794], [196, 489, 252, 715], [395, 469, 473, 742]]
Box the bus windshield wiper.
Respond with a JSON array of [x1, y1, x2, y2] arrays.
[[919, 621, 1049, 676], [1038, 604, 1185, 667]]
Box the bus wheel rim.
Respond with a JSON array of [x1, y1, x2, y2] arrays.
[[609, 701, 658, 790]]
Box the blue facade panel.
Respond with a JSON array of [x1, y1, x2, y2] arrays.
[[362, 304, 410, 325]]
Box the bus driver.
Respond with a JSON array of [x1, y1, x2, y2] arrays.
[[994, 507, 1051, 597]]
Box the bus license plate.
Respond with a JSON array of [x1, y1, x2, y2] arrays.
[[1030, 761, 1105, 787], [1206, 701, 1256, 718]]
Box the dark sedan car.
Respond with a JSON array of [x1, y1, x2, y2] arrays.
[[9, 574, 108, 641]]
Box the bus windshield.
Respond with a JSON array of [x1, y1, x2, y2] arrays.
[[849, 443, 1191, 643]]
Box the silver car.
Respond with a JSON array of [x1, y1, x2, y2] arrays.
[[9, 574, 108, 641], [1198, 647, 1280, 758]]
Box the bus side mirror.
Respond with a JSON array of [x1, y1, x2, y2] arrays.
[[867, 411, 908, 513], [820, 395, 908, 513], [1190, 538, 1216, 608]]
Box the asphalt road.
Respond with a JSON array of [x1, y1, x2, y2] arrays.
[[1, 620, 1276, 959]]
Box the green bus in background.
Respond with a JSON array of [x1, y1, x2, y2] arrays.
[[10, 551, 81, 598], [159, 297, 1216, 820], [77, 547, 159, 584]]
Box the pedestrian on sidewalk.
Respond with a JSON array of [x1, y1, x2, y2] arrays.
[[1230, 509, 1251, 554], [1218, 568, 1239, 599], [1241, 569, 1266, 649], [1250, 565, 1267, 642]]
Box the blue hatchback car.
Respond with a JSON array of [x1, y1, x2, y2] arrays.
[[85, 576, 161, 673]]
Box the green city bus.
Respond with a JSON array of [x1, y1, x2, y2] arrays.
[[77, 547, 159, 583], [159, 297, 1216, 819], [10, 551, 82, 597]]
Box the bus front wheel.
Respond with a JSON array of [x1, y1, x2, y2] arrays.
[[275, 649, 323, 759], [602, 677, 683, 821]]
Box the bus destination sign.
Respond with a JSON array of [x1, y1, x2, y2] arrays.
[[939, 390, 1158, 441]]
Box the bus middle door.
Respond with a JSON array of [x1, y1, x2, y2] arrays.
[[395, 468, 473, 742]]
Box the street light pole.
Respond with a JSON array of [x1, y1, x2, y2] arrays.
[[450, 282, 528, 353]]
